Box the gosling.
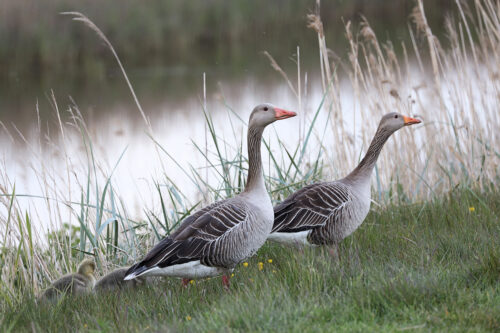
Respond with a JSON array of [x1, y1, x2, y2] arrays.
[[40, 258, 96, 300], [93, 267, 147, 292]]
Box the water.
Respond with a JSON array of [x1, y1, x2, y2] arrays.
[[0, 69, 323, 229], [0, 0, 466, 234]]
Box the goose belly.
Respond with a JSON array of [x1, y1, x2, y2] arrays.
[[235, 194, 274, 258], [267, 230, 315, 247], [236, 214, 273, 260], [142, 260, 229, 279], [339, 195, 371, 240]]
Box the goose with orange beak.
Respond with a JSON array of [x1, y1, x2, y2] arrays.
[[269, 112, 421, 252], [125, 104, 296, 288]]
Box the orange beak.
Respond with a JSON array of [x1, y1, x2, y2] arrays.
[[403, 115, 421, 126], [274, 108, 297, 120]]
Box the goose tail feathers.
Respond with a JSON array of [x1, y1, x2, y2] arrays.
[[124, 263, 151, 281]]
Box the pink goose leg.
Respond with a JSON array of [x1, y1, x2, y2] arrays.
[[182, 278, 191, 287], [221, 275, 230, 290]]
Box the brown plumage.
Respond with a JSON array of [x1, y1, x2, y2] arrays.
[[40, 258, 96, 300], [93, 267, 147, 292]]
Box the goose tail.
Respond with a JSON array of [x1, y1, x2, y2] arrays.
[[124, 263, 151, 281]]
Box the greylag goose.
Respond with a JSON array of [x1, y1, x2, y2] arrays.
[[125, 104, 296, 287], [94, 267, 147, 292], [268, 112, 420, 249], [40, 258, 96, 300]]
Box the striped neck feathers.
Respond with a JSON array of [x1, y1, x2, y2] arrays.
[[244, 125, 265, 193], [346, 126, 394, 182]]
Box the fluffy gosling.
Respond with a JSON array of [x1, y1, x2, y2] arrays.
[[40, 258, 96, 300], [93, 267, 147, 292]]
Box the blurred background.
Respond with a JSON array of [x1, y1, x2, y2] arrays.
[[1, 0, 473, 226], [1, 0, 455, 129]]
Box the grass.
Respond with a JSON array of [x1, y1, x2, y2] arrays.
[[1, 0, 500, 331], [1, 189, 498, 332]]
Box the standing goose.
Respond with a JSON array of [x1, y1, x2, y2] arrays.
[[125, 104, 296, 286], [268, 112, 420, 249]]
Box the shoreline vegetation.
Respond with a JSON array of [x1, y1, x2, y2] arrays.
[[1, 0, 457, 129], [2, 0, 453, 81], [0, 0, 499, 331], [2, 192, 499, 331]]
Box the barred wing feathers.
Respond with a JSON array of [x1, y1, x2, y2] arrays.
[[272, 181, 351, 234], [126, 199, 250, 277]]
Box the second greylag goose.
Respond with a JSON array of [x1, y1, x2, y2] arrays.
[[268, 112, 420, 249], [125, 104, 296, 287]]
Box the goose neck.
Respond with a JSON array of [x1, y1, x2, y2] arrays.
[[346, 127, 393, 182], [243, 125, 266, 193]]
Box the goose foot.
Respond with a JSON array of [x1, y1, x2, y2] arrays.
[[221, 275, 230, 291], [182, 278, 191, 287]]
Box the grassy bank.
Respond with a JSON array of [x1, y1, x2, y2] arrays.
[[1, 189, 498, 331]]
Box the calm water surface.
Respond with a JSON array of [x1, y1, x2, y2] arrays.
[[0, 0, 459, 230]]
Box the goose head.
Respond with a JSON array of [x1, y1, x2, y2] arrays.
[[249, 103, 296, 128], [378, 112, 421, 133], [77, 258, 97, 285]]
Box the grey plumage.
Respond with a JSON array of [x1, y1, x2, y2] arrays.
[[40, 259, 96, 300], [127, 199, 265, 274], [270, 112, 421, 246], [94, 267, 146, 292], [272, 180, 364, 245], [125, 104, 296, 280]]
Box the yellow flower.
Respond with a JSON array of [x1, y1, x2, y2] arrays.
[[258, 262, 264, 271], [272, 270, 277, 273], [84, 324, 88, 328], [186, 315, 192, 321], [243, 262, 249, 267], [231, 273, 235, 277], [267, 259, 273, 264], [469, 206, 475, 212], [189, 280, 195, 285]]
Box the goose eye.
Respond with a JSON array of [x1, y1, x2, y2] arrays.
[[263, 107, 269, 111], [394, 115, 398, 119]]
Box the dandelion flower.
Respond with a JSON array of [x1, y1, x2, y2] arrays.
[[258, 262, 264, 271], [186, 315, 192, 321], [243, 262, 249, 267], [190, 280, 195, 285], [231, 273, 235, 277], [469, 206, 475, 212], [267, 259, 273, 264]]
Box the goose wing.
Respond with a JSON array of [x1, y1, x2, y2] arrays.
[[125, 198, 249, 278], [272, 181, 350, 233]]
